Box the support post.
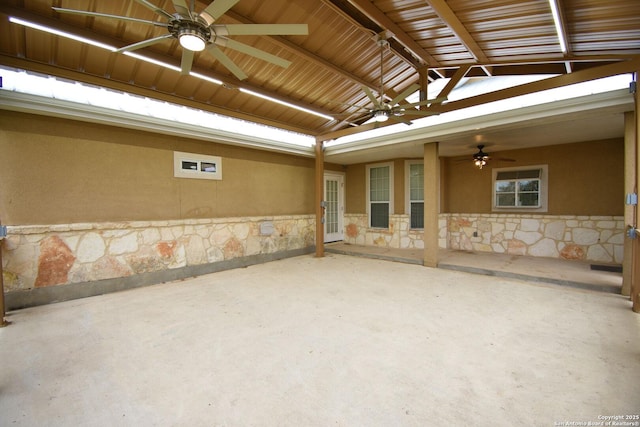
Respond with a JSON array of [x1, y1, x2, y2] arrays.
[[315, 140, 325, 257], [0, 220, 8, 327], [623, 112, 636, 297], [418, 66, 429, 109], [423, 142, 440, 267], [633, 72, 640, 312]]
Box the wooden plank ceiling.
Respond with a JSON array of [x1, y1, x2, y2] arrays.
[[0, 0, 639, 138]]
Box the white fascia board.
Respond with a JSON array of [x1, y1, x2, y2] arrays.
[[0, 90, 315, 158], [325, 88, 633, 156]]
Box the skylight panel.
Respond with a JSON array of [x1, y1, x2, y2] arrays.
[[334, 73, 632, 145], [0, 66, 315, 149]]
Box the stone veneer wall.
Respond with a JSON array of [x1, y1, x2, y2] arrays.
[[1, 215, 315, 306], [344, 214, 427, 250], [445, 214, 625, 263], [344, 213, 625, 264]]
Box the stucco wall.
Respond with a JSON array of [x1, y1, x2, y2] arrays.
[[0, 111, 316, 225], [442, 139, 624, 215], [345, 139, 623, 216]]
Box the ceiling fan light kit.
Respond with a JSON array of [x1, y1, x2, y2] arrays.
[[474, 158, 487, 169], [177, 29, 207, 51], [473, 145, 489, 169], [374, 110, 389, 122]]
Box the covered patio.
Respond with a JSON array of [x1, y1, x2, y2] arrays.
[[0, 253, 637, 426]]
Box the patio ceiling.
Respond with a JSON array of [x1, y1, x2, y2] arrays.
[[0, 0, 638, 141]]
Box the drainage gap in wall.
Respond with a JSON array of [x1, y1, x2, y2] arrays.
[[590, 264, 623, 273]]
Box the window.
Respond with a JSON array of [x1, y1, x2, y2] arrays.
[[174, 151, 222, 180], [492, 165, 548, 212], [405, 161, 424, 229], [367, 163, 394, 228]]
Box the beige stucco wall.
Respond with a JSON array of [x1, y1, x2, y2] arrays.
[[0, 111, 316, 225], [442, 139, 624, 215], [345, 139, 624, 216]]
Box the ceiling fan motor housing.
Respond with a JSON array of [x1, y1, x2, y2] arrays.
[[474, 144, 489, 160], [169, 19, 212, 44]]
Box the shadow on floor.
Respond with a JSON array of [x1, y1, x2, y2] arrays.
[[325, 242, 623, 294]]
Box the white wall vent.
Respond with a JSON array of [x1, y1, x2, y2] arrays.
[[260, 222, 275, 235]]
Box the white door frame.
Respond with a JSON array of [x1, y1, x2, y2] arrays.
[[324, 172, 345, 243]]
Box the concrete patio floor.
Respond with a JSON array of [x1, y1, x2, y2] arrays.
[[1, 253, 638, 426], [326, 243, 623, 294]]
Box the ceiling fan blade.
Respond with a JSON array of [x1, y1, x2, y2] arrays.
[[362, 86, 381, 109], [390, 116, 414, 126], [171, 0, 192, 18], [115, 34, 174, 52], [389, 84, 419, 107], [51, 7, 168, 27], [213, 24, 309, 36], [180, 49, 194, 75], [205, 44, 248, 80], [133, 0, 175, 21], [214, 38, 291, 68], [199, 0, 240, 25]]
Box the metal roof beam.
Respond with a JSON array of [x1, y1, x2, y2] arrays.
[[344, 0, 440, 67], [425, 0, 489, 64], [429, 57, 640, 113]]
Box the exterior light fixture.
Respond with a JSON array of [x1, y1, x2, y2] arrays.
[[473, 145, 489, 169], [548, 0, 568, 53], [373, 110, 389, 122], [474, 158, 487, 169]]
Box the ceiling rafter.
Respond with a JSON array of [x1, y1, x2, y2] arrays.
[[320, 0, 420, 69], [435, 54, 639, 79], [437, 64, 471, 101], [429, 57, 640, 114], [342, 0, 440, 68], [425, 0, 489, 66]]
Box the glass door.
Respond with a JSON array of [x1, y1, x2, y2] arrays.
[[324, 173, 344, 242]]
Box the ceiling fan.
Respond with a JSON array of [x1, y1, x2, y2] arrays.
[[52, 0, 308, 80], [471, 145, 515, 169], [338, 34, 443, 126]]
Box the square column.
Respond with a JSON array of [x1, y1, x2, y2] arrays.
[[633, 74, 640, 312], [623, 112, 636, 297], [315, 141, 324, 257], [423, 142, 440, 267]]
